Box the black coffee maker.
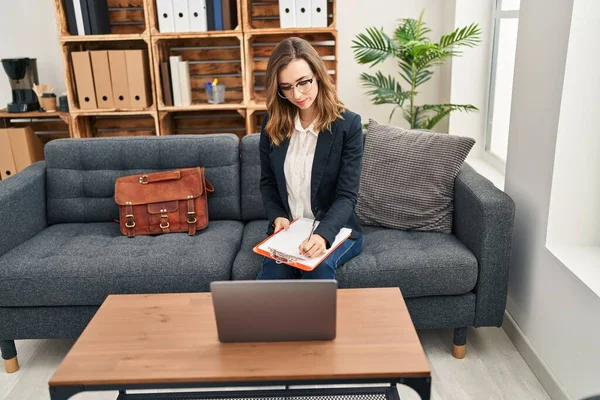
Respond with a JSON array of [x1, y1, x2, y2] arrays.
[[2, 58, 40, 113]]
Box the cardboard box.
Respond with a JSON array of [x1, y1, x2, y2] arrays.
[[0, 128, 45, 180]]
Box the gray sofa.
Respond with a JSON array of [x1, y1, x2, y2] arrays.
[[0, 133, 515, 371]]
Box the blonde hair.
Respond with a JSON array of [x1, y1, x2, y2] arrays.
[[264, 37, 345, 145]]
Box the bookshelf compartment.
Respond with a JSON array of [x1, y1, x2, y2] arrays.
[[54, 0, 149, 39], [245, 31, 337, 105], [243, 0, 334, 31], [159, 109, 246, 138], [153, 36, 246, 110], [71, 112, 159, 138], [61, 39, 156, 114]]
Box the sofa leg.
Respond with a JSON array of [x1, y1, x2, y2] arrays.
[[453, 327, 467, 359], [1, 340, 19, 373]]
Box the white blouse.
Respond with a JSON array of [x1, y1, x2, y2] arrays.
[[284, 115, 318, 221]]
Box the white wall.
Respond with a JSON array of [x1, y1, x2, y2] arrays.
[[505, 0, 600, 398], [547, 0, 600, 248], [337, 0, 445, 129], [0, 0, 64, 108]]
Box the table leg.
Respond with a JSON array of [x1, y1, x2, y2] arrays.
[[400, 377, 431, 400]]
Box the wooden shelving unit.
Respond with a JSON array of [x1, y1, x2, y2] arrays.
[[0, 109, 71, 143], [53, 0, 338, 137]]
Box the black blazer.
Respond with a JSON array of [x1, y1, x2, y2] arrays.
[[259, 109, 364, 248]]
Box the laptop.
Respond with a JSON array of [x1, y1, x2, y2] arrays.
[[210, 280, 337, 342]]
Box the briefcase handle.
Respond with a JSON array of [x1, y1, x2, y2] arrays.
[[139, 170, 181, 185]]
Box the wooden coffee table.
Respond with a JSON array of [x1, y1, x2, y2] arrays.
[[49, 288, 431, 400]]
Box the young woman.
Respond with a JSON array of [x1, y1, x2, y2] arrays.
[[257, 37, 364, 280]]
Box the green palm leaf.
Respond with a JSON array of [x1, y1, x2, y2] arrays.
[[403, 106, 429, 129], [421, 103, 479, 130], [439, 23, 482, 52], [351, 27, 397, 67], [359, 72, 412, 106]]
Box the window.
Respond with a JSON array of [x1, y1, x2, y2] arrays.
[[485, 0, 520, 164]]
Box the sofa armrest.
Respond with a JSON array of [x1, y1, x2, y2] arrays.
[[453, 163, 515, 327], [0, 161, 47, 257]]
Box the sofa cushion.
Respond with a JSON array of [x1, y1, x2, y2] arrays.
[[0, 221, 243, 307], [356, 120, 475, 234], [232, 222, 478, 298], [240, 134, 267, 221], [45, 134, 242, 224], [232, 219, 269, 280], [337, 226, 478, 298]]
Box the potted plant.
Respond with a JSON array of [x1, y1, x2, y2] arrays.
[[352, 10, 482, 130]]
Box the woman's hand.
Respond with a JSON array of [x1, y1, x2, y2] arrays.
[[299, 235, 327, 258], [273, 217, 290, 232]]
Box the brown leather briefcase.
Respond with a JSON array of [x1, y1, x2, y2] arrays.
[[114, 167, 214, 237]]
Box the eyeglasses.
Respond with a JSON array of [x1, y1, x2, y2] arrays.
[[277, 76, 314, 98]]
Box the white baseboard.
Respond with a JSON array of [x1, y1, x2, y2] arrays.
[[502, 310, 572, 400]]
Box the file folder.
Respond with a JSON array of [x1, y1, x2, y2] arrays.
[[0, 128, 44, 180], [90, 51, 115, 109], [126, 50, 152, 108], [71, 0, 86, 35], [79, 0, 93, 35], [212, 0, 223, 30], [173, 0, 191, 32], [279, 0, 296, 28], [65, 0, 79, 35], [178, 61, 192, 106], [169, 55, 183, 107], [0, 130, 16, 180], [188, 0, 208, 31], [295, 0, 311, 28], [311, 0, 327, 27], [206, 0, 215, 30], [157, 0, 176, 32], [8, 128, 45, 173], [86, 0, 111, 34], [160, 62, 174, 106], [71, 51, 98, 110], [108, 50, 131, 108]]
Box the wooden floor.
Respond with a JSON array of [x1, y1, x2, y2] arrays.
[[0, 327, 550, 400]]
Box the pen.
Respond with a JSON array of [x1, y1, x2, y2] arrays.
[[306, 210, 322, 243]]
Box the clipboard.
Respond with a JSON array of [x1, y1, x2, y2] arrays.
[[253, 218, 352, 271]]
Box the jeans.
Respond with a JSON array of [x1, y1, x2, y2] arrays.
[[256, 235, 364, 280]]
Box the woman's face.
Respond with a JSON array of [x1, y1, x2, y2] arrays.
[[277, 59, 319, 111]]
